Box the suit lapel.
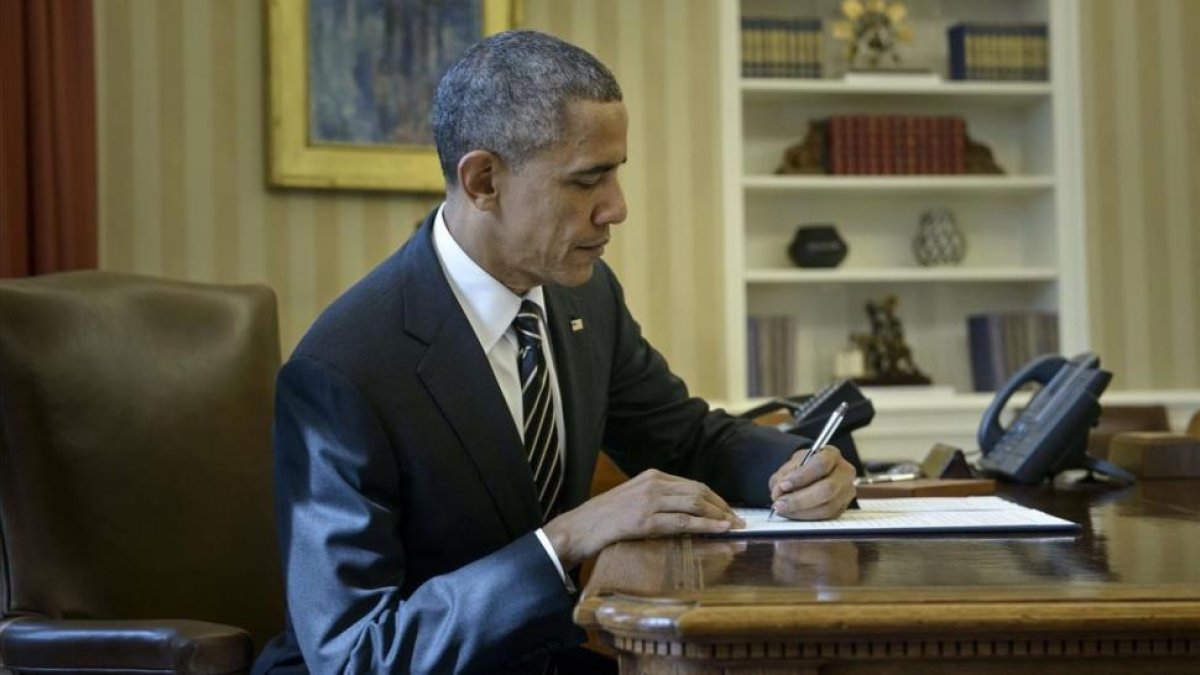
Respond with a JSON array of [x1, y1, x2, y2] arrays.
[[544, 286, 603, 509], [402, 214, 541, 537]]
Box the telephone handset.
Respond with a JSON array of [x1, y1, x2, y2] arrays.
[[743, 379, 876, 439], [977, 352, 1133, 485], [741, 380, 876, 475]]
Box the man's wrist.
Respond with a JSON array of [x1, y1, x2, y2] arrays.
[[541, 516, 581, 570]]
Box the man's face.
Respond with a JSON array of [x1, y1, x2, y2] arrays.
[[490, 100, 628, 291]]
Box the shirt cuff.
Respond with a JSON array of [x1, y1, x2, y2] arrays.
[[534, 527, 576, 592]]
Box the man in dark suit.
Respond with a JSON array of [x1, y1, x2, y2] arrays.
[[254, 30, 855, 674]]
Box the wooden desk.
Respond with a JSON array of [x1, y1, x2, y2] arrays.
[[575, 480, 1200, 674]]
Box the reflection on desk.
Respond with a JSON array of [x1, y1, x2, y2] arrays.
[[709, 535, 1109, 591], [576, 480, 1200, 674]]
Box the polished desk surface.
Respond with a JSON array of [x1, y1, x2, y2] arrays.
[[576, 479, 1200, 665]]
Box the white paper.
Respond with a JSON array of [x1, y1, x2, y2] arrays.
[[719, 497, 1078, 537]]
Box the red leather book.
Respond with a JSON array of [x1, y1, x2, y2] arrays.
[[931, 114, 940, 171], [867, 116, 880, 174], [880, 115, 895, 175], [830, 116, 847, 174]]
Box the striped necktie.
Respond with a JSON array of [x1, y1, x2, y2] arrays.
[[512, 300, 563, 522]]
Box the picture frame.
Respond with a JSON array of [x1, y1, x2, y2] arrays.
[[266, 0, 517, 192]]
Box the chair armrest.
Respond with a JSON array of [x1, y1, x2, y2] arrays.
[[1109, 431, 1200, 478], [0, 616, 252, 674]]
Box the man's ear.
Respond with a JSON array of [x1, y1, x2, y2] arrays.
[[457, 150, 501, 211]]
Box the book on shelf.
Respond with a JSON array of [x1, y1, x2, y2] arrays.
[[746, 316, 800, 398], [947, 23, 1049, 82], [741, 17, 822, 79], [824, 115, 966, 175], [743, 318, 964, 399], [967, 312, 1059, 392]]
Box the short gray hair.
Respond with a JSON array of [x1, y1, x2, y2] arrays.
[[432, 30, 623, 186]]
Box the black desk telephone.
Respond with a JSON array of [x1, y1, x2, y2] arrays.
[[977, 352, 1133, 485], [741, 380, 876, 474], [743, 379, 876, 438]]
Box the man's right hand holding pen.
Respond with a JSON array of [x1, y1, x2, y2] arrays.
[[767, 402, 858, 521]]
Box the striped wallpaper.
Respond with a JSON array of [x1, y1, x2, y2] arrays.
[[95, 0, 1198, 398], [1081, 0, 1200, 390]]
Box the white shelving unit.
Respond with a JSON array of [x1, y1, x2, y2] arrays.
[[718, 0, 1090, 453], [742, 175, 1056, 193], [745, 268, 1059, 284]]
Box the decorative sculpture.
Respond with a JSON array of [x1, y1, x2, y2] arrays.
[[850, 295, 932, 385], [831, 0, 914, 70]]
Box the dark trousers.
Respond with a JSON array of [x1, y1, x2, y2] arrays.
[[553, 645, 618, 674]]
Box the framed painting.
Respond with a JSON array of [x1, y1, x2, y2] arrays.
[[267, 0, 517, 192]]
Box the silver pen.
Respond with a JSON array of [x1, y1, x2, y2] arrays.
[[769, 401, 848, 521]]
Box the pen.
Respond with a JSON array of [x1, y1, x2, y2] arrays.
[[769, 401, 848, 521], [854, 472, 919, 485]]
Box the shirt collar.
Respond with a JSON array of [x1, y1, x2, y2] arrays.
[[432, 203, 546, 352]]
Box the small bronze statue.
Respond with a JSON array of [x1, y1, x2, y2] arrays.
[[850, 295, 931, 386]]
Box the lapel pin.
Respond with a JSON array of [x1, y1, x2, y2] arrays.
[[570, 317, 584, 332]]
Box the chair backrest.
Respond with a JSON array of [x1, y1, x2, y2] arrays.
[[1087, 405, 1170, 459], [0, 271, 284, 652]]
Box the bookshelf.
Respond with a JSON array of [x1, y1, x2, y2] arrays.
[[718, 1, 1089, 417]]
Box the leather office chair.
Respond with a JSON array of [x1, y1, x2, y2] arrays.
[[1086, 404, 1170, 460], [0, 271, 284, 674]]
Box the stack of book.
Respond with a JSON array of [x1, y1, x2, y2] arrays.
[[947, 23, 1049, 81], [967, 312, 1059, 392], [746, 316, 798, 397], [741, 17, 822, 78], [826, 115, 966, 174]]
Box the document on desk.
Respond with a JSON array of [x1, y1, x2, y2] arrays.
[[721, 497, 1079, 536]]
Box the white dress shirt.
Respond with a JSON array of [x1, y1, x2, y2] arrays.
[[431, 204, 571, 586]]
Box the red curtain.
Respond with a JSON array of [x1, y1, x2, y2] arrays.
[[0, 0, 97, 278]]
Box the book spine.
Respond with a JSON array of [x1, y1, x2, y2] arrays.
[[867, 116, 880, 174], [967, 315, 995, 391], [1034, 25, 1049, 81], [902, 116, 915, 174], [742, 17, 758, 78], [948, 24, 966, 81], [843, 116, 855, 175], [766, 19, 779, 78], [924, 118, 934, 175], [784, 19, 796, 78], [854, 115, 867, 174], [930, 116, 944, 174], [835, 118, 844, 176], [998, 31, 1008, 81], [880, 115, 895, 175], [951, 117, 965, 173], [966, 27, 979, 80]]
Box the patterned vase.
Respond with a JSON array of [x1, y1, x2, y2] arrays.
[[913, 208, 966, 266]]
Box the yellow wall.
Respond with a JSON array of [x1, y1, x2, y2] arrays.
[[95, 0, 1199, 398]]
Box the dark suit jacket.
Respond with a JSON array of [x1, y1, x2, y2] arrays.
[[253, 209, 800, 674]]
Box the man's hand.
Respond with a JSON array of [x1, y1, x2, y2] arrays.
[[767, 447, 856, 520], [542, 469, 744, 569]]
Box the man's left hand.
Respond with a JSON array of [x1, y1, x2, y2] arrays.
[[767, 447, 856, 520]]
